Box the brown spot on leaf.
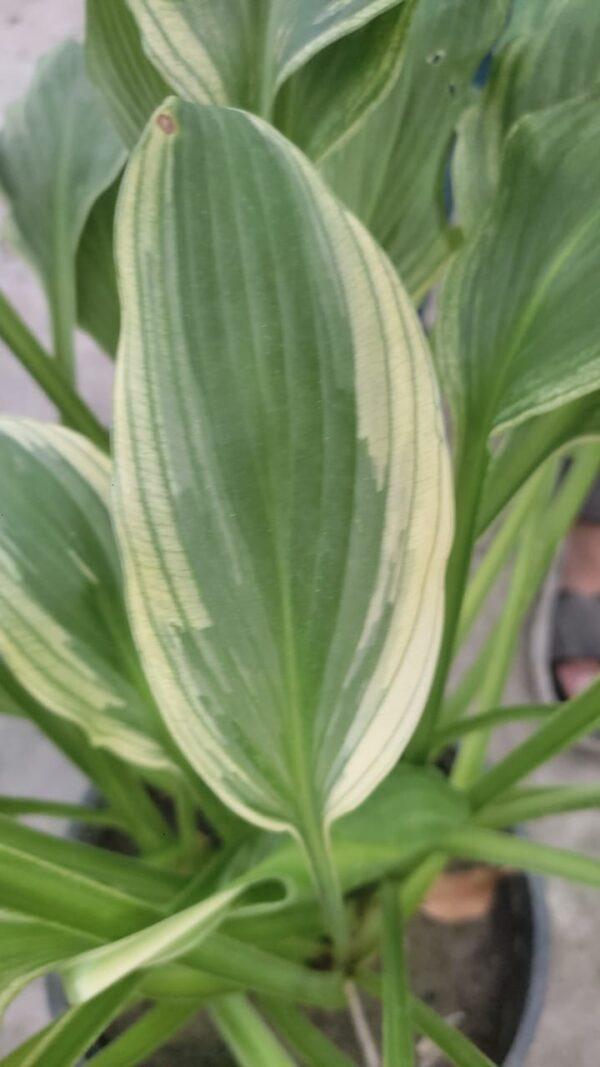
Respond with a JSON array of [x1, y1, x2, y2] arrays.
[[156, 113, 177, 135]]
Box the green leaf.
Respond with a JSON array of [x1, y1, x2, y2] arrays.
[[86, 0, 170, 148], [359, 973, 495, 1067], [0, 419, 178, 776], [444, 826, 600, 891], [476, 784, 600, 830], [478, 388, 600, 532], [431, 704, 552, 752], [60, 875, 287, 1004], [92, 0, 407, 162], [261, 1000, 356, 1067], [0, 909, 94, 1016], [85, 1000, 202, 1067], [0, 796, 126, 828], [437, 92, 600, 453], [0, 804, 345, 1010], [209, 995, 296, 1067], [60, 889, 244, 1004], [453, 0, 600, 229], [172, 933, 346, 1009], [411, 997, 495, 1067], [0, 812, 182, 931], [0, 662, 177, 853], [382, 883, 414, 1067], [0, 41, 126, 379], [0, 978, 137, 1067], [113, 100, 452, 860], [320, 0, 509, 300], [59, 764, 467, 1004], [127, 0, 403, 119], [0, 818, 344, 1010], [468, 675, 600, 810], [250, 764, 470, 902], [272, 2, 410, 161], [0, 658, 28, 716], [76, 179, 121, 357]]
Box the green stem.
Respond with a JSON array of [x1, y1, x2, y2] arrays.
[[443, 826, 600, 889], [452, 468, 554, 787], [358, 975, 495, 1067], [438, 649, 490, 726], [477, 393, 599, 533], [454, 443, 599, 786], [299, 814, 348, 964], [0, 978, 138, 1067], [262, 1000, 357, 1067], [0, 290, 109, 449], [174, 784, 204, 865], [476, 784, 600, 829], [457, 466, 547, 648], [87, 1000, 202, 1067], [0, 795, 127, 829], [208, 994, 296, 1066], [468, 676, 600, 810], [90, 758, 173, 855], [399, 853, 446, 919], [0, 673, 171, 854], [187, 932, 345, 1008], [430, 703, 554, 754], [411, 997, 495, 1067], [382, 882, 414, 1067]]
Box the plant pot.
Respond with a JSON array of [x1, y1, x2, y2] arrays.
[[46, 807, 549, 1066], [529, 547, 600, 753]]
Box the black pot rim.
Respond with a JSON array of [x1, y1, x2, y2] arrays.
[[503, 871, 549, 1067]]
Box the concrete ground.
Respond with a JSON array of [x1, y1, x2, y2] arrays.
[[0, 1, 599, 1062]]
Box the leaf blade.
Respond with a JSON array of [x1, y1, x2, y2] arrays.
[[437, 92, 600, 461], [86, 0, 170, 147], [0, 419, 176, 776], [126, 0, 404, 115], [113, 100, 452, 843], [209, 995, 296, 1067], [0, 41, 126, 376], [0, 978, 136, 1067], [320, 0, 509, 299], [453, 0, 600, 229]]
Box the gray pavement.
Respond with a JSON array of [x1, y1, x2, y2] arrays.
[[0, 2, 599, 1062]]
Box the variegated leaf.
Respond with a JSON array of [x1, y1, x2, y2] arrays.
[[113, 100, 452, 849], [320, 0, 509, 300], [0, 419, 176, 775], [437, 94, 600, 448], [256, 2, 411, 162], [86, 0, 170, 148], [453, 0, 600, 231], [126, 0, 405, 158], [61, 765, 468, 1003]]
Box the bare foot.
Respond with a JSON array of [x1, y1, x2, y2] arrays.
[[554, 522, 600, 699]]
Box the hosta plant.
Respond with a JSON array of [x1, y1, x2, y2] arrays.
[[0, 0, 600, 1064]]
